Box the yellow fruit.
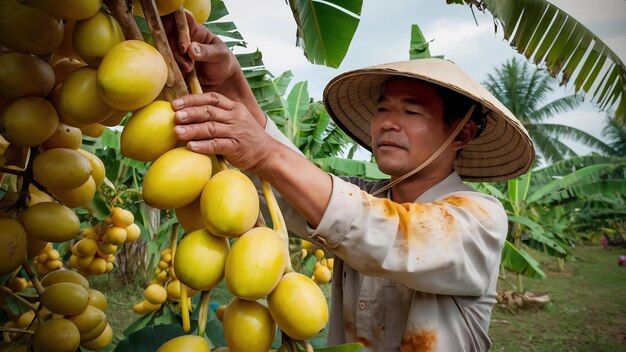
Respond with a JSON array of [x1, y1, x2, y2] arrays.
[[215, 304, 226, 321], [103, 225, 127, 245], [88, 257, 107, 275], [100, 109, 128, 126], [75, 238, 98, 257], [301, 239, 313, 251], [267, 272, 329, 341], [0, 53, 55, 100], [125, 223, 141, 242], [54, 20, 81, 60], [165, 280, 182, 300], [314, 265, 332, 284], [80, 123, 106, 137], [132, 0, 186, 17], [33, 148, 92, 190], [132, 301, 149, 315], [175, 197, 204, 233], [42, 122, 83, 150], [32, 318, 80, 352], [314, 249, 325, 259], [74, 255, 94, 270], [97, 242, 117, 254], [27, 184, 56, 207], [51, 176, 96, 208], [142, 147, 213, 210], [156, 335, 210, 352], [77, 149, 106, 187], [48, 249, 60, 260], [87, 288, 108, 312], [96, 40, 168, 111], [223, 298, 276, 352], [174, 229, 229, 291], [142, 300, 161, 311], [46, 259, 63, 270], [67, 305, 106, 335], [78, 316, 107, 342], [121, 100, 177, 162], [326, 257, 334, 270], [200, 169, 259, 237], [22, 0, 103, 20], [145, 283, 167, 305], [16, 310, 36, 328], [184, 0, 212, 23], [22, 202, 80, 242], [52, 58, 87, 87], [41, 282, 89, 315], [80, 322, 112, 350], [59, 66, 115, 124], [0, 0, 63, 55], [0, 219, 27, 276], [73, 10, 124, 67], [0, 97, 58, 147], [225, 227, 286, 300], [111, 207, 134, 228]]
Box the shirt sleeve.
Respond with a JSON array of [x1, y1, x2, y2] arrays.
[[308, 175, 508, 296]]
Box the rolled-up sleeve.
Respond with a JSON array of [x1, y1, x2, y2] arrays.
[[309, 175, 508, 296]]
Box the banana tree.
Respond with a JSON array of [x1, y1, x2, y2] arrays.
[[285, 0, 625, 122], [475, 154, 626, 291]]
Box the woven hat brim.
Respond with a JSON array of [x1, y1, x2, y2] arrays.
[[322, 59, 535, 182]]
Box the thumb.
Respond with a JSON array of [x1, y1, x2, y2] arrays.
[[188, 42, 219, 62]]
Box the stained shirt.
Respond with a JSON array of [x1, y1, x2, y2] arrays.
[[261, 118, 508, 352]]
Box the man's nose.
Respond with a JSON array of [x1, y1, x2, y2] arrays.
[[378, 112, 401, 131]]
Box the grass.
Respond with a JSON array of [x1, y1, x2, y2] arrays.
[[97, 245, 626, 351], [489, 245, 626, 352]]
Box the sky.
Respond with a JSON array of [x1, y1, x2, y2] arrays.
[[221, 0, 626, 157]]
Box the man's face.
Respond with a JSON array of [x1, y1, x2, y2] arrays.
[[371, 77, 450, 177]]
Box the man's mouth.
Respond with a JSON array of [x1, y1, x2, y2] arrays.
[[376, 140, 405, 150]]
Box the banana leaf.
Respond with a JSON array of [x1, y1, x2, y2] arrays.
[[478, 0, 625, 122], [501, 240, 547, 279], [287, 0, 363, 68]]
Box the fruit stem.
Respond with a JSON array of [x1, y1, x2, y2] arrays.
[[173, 9, 204, 96], [0, 327, 34, 335], [180, 284, 190, 332], [0, 286, 37, 311], [140, 0, 188, 100], [261, 179, 293, 273], [197, 290, 211, 337], [169, 223, 179, 280], [104, 0, 144, 41], [20, 261, 44, 296]]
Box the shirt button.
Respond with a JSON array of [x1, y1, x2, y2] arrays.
[[358, 301, 367, 310]]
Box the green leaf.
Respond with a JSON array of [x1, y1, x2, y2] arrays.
[[409, 24, 432, 59], [122, 311, 156, 337], [508, 215, 568, 255], [288, 0, 363, 68], [479, 0, 625, 122], [314, 343, 365, 352], [501, 240, 547, 279], [312, 157, 388, 180], [115, 324, 187, 352]]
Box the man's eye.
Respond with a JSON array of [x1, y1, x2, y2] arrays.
[[376, 107, 388, 112], [406, 110, 420, 115]]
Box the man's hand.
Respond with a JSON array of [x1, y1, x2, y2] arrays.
[[163, 11, 239, 89], [172, 92, 276, 172]]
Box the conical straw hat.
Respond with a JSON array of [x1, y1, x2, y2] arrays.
[[323, 58, 535, 182]]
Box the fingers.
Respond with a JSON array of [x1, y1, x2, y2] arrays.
[[175, 121, 228, 141], [185, 138, 237, 156], [172, 92, 235, 114]]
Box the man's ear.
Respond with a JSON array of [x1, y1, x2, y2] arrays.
[[451, 120, 477, 151]]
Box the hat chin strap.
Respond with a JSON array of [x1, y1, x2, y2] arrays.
[[371, 104, 475, 197]]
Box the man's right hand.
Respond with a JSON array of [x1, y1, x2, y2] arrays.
[[162, 11, 267, 127]]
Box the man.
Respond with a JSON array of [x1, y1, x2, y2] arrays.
[[166, 12, 534, 351]]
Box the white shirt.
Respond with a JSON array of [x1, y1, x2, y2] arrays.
[[262, 118, 508, 351]]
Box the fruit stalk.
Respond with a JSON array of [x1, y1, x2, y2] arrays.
[[197, 290, 211, 336], [21, 261, 44, 296], [139, 0, 188, 100], [261, 179, 293, 273], [173, 8, 203, 95], [0, 326, 35, 335], [168, 223, 179, 280], [180, 284, 190, 332], [104, 0, 144, 40], [0, 286, 37, 312]]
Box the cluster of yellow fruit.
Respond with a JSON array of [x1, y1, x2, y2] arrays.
[[1, 270, 110, 351], [33, 243, 64, 276], [67, 207, 141, 276], [301, 240, 334, 285], [132, 248, 197, 316]]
